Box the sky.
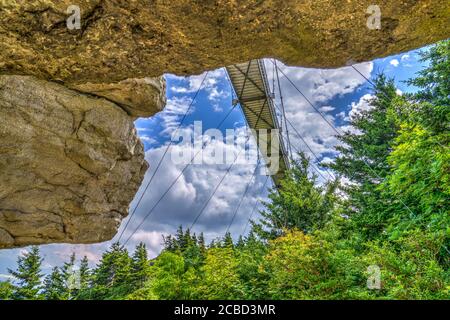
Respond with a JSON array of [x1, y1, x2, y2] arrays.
[[0, 46, 430, 279]]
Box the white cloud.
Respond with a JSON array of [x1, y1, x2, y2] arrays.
[[115, 125, 272, 250], [319, 106, 335, 113], [212, 104, 223, 112], [131, 231, 167, 258], [265, 60, 373, 162], [390, 59, 399, 67], [1, 59, 379, 272], [348, 93, 374, 120], [169, 69, 229, 103], [140, 136, 158, 145]]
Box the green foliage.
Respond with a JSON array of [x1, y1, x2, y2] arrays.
[[8, 246, 43, 300], [255, 153, 338, 239], [148, 251, 193, 299], [328, 75, 402, 239], [200, 247, 243, 299], [0, 281, 14, 300], [407, 40, 450, 110], [130, 243, 151, 290], [91, 242, 133, 299], [43, 267, 66, 300], [361, 229, 449, 299], [236, 232, 269, 299]]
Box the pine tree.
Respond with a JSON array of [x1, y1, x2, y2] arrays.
[[93, 242, 132, 299], [175, 226, 186, 251], [381, 40, 449, 257], [43, 267, 65, 300], [328, 75, 401, 238], [62, 252, 77, 299], [75, 255, 92, 299], [198, 233, 206, 257], [130, 243, 151, 290], [162, 234, 177, 252], [0, 281, 14, 300], [407, 40, 450, 124], [79, 256, 91, 290], [255, 153, 337, 239], [8, 246, 43, 300], [222, 232, 234, 248], [236, 235, 245, 249]]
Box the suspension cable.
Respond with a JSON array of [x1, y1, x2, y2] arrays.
[[190, 68, 271, 232], [117, 72, 210, 242], [123, 95, 238, 245], [274, 59, 293, 158], [271, 101, 336, 180], [190, 135, 251, 231], [283, 133, 328, 181], [225, 159, 262, 234], [272, 61, 415, 216], [241, 174, 271, 236]]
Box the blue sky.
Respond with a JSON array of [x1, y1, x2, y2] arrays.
[[0, 46, 430, 279]]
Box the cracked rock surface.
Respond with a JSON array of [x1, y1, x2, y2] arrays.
[[0, 75, 148, 248], [0, 1, 448, 84]]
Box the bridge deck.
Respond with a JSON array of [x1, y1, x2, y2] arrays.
[[226, 60, 290, 186]]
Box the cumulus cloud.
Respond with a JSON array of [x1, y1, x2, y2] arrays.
[[348, 93, 374, 120], [264, 60, 373, 162], [115, 125, 272, 251], [169, 69, 229, 103]]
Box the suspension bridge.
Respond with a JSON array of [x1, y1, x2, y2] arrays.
[[116, 59, 378, 245], [225, 59, 290, 186]]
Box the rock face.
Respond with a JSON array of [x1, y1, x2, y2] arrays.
[[0, 0, 449, 248], [0, 1, 448, 84], [0, 75, 148, 248], [72, 77, 166, 119]]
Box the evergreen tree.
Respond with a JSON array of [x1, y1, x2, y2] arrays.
[[198, 233, 206, 255], [380, 40, 449, 264], [236, 235, 245, 249], [149, 251, 193, 299], [43, 267, 65, 300], [200, 247, 243, 299], [93, 242, 132, 299], [236, 232, 269, 299], [175, 226, 186, 251], [222, 232, 234, 248], [328, 75, 401, 238], [62, 252, 77, 299], [76, 255, 92, 299], [0, 281, 14, 300], [130, 243, 151, 290], [406, 40, 450, 128], [255, 153, 337, 239], [79, 256, 91, 290], [8, 246, 43, 300]]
